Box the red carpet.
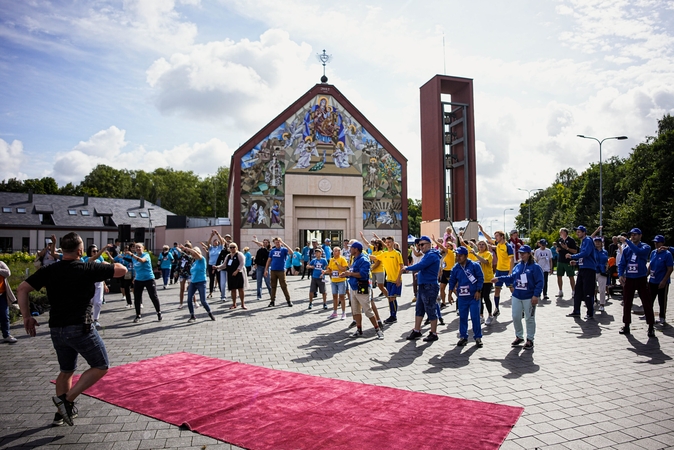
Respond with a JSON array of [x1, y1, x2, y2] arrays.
[[72, 352, 522, 449]]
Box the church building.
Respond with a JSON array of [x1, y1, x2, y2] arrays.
[[227, 83, 408, 249]]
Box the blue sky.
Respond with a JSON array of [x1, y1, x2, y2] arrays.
[[1, 0, 673, 230]]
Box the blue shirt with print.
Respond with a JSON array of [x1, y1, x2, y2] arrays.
[[309, 258, 328, 279], [448, 260, 484, 298], [268, 247, 289, 271], [649, 248, 673, 285], [495, 260, 544, 299], [618, 240, 651, 278]]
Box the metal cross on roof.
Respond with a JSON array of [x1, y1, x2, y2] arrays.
[[317, 49, 332, 83]]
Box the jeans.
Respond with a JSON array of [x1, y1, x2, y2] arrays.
[[415, 284, 439, 321], [458, 297, 482, 339], [161, 268, 171, 286], [511, 296, 536, 341], [50, 324, 109, 372], [0, 293, 9, 338], [219, 271, 228, 300], [187, 281, 211, 316], [256, 266, 272, 299]]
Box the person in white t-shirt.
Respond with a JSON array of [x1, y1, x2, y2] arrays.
[[534, 239, 553, 300]]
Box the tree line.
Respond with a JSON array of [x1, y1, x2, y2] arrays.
[[0, 165, 230, 218], [515, 114, 674, 245]]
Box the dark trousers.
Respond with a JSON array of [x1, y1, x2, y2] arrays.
[[134, 279, 161, 316], [301, 261, 310, 279], [573, 268, 596, 316], [120, 277, 132, 305], [542, 272, 549, 297], [649, 282, 668, 319], [623, 276, 653, 325], [480, 283, 493, 315], [207, 264, 219, 294]]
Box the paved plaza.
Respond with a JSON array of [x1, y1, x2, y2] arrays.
[[1, 273, 673, 450]]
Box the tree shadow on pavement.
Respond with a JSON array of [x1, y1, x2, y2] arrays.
[[424, 344, 480, 373], [626, 334, 672, 364], [292, 328, 372, 363], [479, 347, 540, 379], [370, 339, 433, 371]]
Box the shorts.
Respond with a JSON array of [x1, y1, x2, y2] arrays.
[[331, 280, 347, 295], [439, 270, 451, 285], [51, 324, 109, 372], [310, 277, 326, 294], [351, 291, 375, 319], [386, 281, 402, 297], [557, 261, 576, 277], [293, 265, 302, 273], [415, 284, 439, 320], [494, 270, 512, 288], [179, 274, 190, 281], [371, 271, 385, 284]]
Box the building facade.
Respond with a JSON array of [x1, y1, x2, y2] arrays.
[[227, 83, 408, 249]]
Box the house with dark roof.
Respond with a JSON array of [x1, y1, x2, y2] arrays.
[[0, 192, 174, 253]]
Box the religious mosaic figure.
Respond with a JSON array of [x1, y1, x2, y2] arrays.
[[271, 201, 282, 225], [293, 139, 318, 169], [303, 97, 344, 145], [246, 203, 259, 224], [265, 155, 283, 188]]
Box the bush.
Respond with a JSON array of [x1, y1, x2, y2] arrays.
[[0, 252, 37, 264], [3, 259, 47, 324]]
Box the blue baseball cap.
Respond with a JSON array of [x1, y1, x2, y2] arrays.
[[653, 235, 665, 243], [455, 246, 469, 255], [573, 225, 587, 233], [350, 241, 363, 251], [593, 236, 603, 242], [539, 239, 548, 246], [415, 235, 432, 245], [518, 245, 532, 253], [629, 228, 642, 235]]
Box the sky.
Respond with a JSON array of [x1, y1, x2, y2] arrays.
[[1, 0, 673, 232]]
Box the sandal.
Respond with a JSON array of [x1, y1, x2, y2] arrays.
[[229, 305, 237, 309]]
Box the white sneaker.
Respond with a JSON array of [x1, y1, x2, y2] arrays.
[[376, 329, 384, 339], [94, 321, 101, 329], [140, 303, 144, 309], [480, 316, 485, 324], [598, 305, 605, 312], [341, 312, 346, 320], [485, 316, 493, 325], [3, 335, 17, 344], [556, 291, 564, 297]]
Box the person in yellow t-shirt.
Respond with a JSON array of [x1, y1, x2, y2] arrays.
[[473, 241, 496, 325], [435, 237, 456, 309], [360, 231, 388, 299], [479, 224, 513, 319], [326, 247, 349, 320], [379, 236, 404, 324]]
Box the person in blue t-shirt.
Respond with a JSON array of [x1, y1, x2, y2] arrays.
[[264, 237, 293, 307], [566, 225, 597, 319], [593, 237, 609, 312], [649, 235, 673, 325], [204, 230, 225, 299], [618, 228, 653, 336], [292, 248, 303, 275], [178, 245, 215, 323], [114, 245, 135, 308], [322, 239, 332, 260], [127, 243, 162, 323], [301, 243, 311, 279], [157, 245, 174, 289], [169, 243, 181, 284], [306, 248, 328, 309]]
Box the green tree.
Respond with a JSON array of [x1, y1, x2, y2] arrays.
[[407, 198, 422, 237]]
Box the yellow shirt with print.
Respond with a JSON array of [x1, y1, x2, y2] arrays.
[[442, 250, 455, 272], [370, 249, 386, 274], [478, 250, 495, 280], [379, 250, 403, 282], [495, 242, 513, 272], [327, 256, 348, 282]]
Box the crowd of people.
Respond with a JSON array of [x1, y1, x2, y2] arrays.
[[2, 224, 671, 428]]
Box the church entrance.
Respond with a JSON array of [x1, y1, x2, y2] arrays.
[[298, 229, 343, 249]]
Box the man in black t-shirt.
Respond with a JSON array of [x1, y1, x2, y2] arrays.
[[252, 235, 273, 300], [17, 232, 126, 427], [555, 227, 577, 298]]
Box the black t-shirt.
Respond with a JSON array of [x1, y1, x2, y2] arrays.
[[26, 259, 114, 327], [254, 247, 270, 266], [557, 236, 577, 261]]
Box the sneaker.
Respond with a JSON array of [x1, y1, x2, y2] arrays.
[[133, 316, 141, 323], [543, 296, 549, 300], [619, 326, 630, 335], [412, 296, 417, 303], [475, 338, 483, 348], [178, 304, 184, 310], [377, 320, 384, 329], [485, 316, 493, 325], [140, 303, 144, 309], [376, 329, 384, 340], [308, 302, 313, 310], [384, 317, 397, 324], [639, 315, 647, 320], [556, 290, 564, 297], [348, 320, 357, 329], [584, 314, 593, 320], [188, 316, 196, 323], [208, 313, 216, 321], [163, 285, 166, 290], [194, 302, 199, 308], [480, 316, 485, 324], [125, 304, 132, 309], [52, 394, 74, 426], [268, 301, 275, 307], [493, 309, 500, 318], [3, 335, 17, 344], [287, 301, 294, 307], [424, 318, 431, 326], [340, 313, 346, 320], [323, 304, 328, 310], [566, 312, 581, 317], [524, 339, 534, 350], [457, 337, 468, 346], [350, 329, 363, 338], [648, 325, 655, 337], [207, 293, 212, 298], [439, 317, 445, 325], [328, 312, 338, 319], [157, 312, 162, 322], [598, 305, 605, 312], [52, 407, 78, 427], [511, 337, 525, 347], [423, 332, 438, 342], [406, 330, 423, 340]]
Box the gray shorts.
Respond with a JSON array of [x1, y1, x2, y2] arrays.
[[372, 271, 385, 284], [310, 277, 326, 294]]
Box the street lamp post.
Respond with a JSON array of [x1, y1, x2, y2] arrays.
[[503, 208, 514, 233], [576, 135, 628, 236], [147, 208, 154, 253], [517, 188, 543, 238]]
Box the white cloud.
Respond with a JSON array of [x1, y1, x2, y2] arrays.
[[0, 139, 26, 180]]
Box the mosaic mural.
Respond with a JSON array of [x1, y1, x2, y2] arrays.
[[240, 95, 402, 229]]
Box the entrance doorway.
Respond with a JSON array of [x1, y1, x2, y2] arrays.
[[298, 230, 343, 249]]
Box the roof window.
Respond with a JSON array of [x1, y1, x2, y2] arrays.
[[127, 212, 137, 218], [2, 207, 10, 213], [16, 207, 26, 213], [81, 210, 90, 216], [139, 212, 149, 218], [68, 209, 77, 215]]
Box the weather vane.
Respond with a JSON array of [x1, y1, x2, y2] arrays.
[[317, 49, 332, 83]]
